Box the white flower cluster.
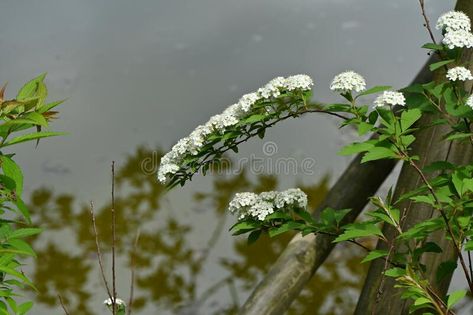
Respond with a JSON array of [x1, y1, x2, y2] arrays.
[[436, 11, 471, 32], [438, 11, 473, 49], [330, 71, 366, 94], [229, 188, 308, 221], [467, 95, 473, 109], [446, 66, 473, 81], [104, 298, 126, 307], [442, 30, 473, 49], [158, 75, 314, 184], [374, 91, 406, 107]]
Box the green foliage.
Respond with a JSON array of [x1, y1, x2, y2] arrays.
[[0, 74, 64, 314]]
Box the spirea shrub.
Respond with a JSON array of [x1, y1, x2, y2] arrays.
[[158, 8, 473, 313]]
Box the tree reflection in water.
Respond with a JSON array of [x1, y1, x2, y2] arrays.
[[26, 146, 366, 314]]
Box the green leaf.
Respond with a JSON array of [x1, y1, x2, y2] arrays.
[[241, 114, 266, 124], [17, 73, 47, 101], [268, 222, 303, 238], [230, 221, 260, 235], [22, 112, 48, 127], [357, 122, 373, 136], [294, 208, 315, 224], [247, 230, 261, 245], [333, 208, 352, 225], [452, 170, 467, 197], [384, 267, 405, 278], [401, 83, 424, 94], [414, 297, 431, 306], [8, 239, 36, 257], [38, 99, 65, 113], [15, 199, 31, 224], [361, 147, 398, 163], [400, 108, 422, 131], [2, 131, 67, 147], [429, 59, 454, 71], [421, 43, 444, 51], [410, 195, 435, 206], [0, 156, 23, 197], [357, 86, 392, 98], [334, 222, 384, 242], [464, 240, 473, 251], [413, 242, 442, 260], [463, 178, 473, 194], [436, 261, 457, 283], [264, 212, 292, 221], [6, 297, 17, 314], [338, 141, 374, 156], [8, 228, 42, 239], [0, 265, 33, 288], [400, 135, 415, 147], [376, 107, 395, 127], [18, 301, 33, 315], [400, 218, 444, 240], [361, 250, 389, 263], [444, 87, 470, 117], [447, 289, 466, 309], [325, 103, 352, 112]]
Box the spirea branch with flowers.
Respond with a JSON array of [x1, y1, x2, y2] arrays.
[[158, 4, 473, 314]]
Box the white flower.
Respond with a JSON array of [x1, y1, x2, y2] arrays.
[[257, 77, 286, 98], [274, 188, 308, 209], [173, 138, 191, 155], [248, 201, 274, 221], [228, 188, 308, 221], [284, 74, 314, 91], [229, 192, 260, 219], [157, 74, 314, 184], [188, 125, 212, 154], [208, 112, 239, 132], [446, 66, 473, 81], [467, 95, 473, 108], [259, 191, 278, 201], [330, 71, 366, 93], [238, 93, 261, 112], [437, 11, 471, 32], [374, 91, 406, 107], [157, 163, 180, 184], [442, 29, 473, 49], [104, 298, 126, 307]]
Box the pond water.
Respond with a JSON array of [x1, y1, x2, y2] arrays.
[[1, 0, 471, 314]]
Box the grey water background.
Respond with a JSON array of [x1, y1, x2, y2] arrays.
[[1, 0, 470, 314]]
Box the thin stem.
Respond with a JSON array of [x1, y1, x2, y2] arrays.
[[111, 161, 117, 315], [418, 0, 437, 45], [375, 242, 396, 307], [90, 202, 113, 300], [198, 107, 348, 172]]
